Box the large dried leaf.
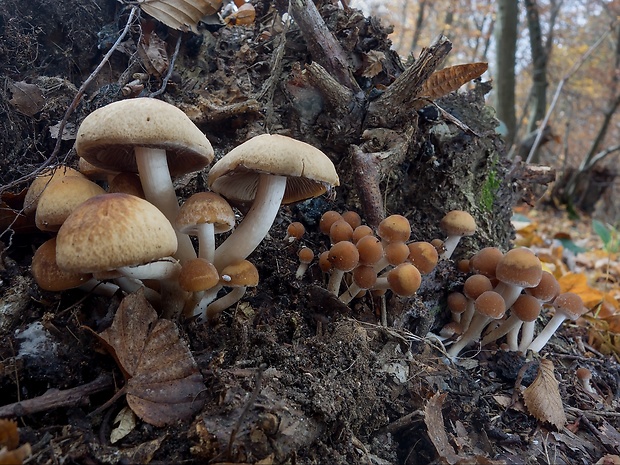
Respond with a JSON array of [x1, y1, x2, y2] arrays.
[[138, 31, 169, 78], [523, 359, 567, 429], [97, 290, 205, 426], [9, 81, 45, 116], [138, 0, 222, 32], [419, 62, 488, 101]]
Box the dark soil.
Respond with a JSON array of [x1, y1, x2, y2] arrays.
[[1, 0, 619, 464]]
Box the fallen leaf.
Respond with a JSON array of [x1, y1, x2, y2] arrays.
[[110, 406, 137, 444], [424, 392, 459, 465], [522, 359, 567, 429], [362, 51, 385, 78], [138, 0, 222, 32], [9, 81, 45, 116], [557, 272, 603, 309], [419, 62, 488, 101], [138, 31, 169, 78], [96, 290, 205, 426]]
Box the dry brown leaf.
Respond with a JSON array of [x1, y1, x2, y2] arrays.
[[522, 359, 567, 429], [138, 0, 222, 32], [419, 62, 488, 101], [138, 31, 169, 78], [96, 290, 205, 427], [0, 419, 31, 465], [424, 392, 459, 465], [362, 51, 385, 78], [9, 81, 45, 116]]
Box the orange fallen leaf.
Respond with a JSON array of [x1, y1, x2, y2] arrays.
[[557, 272, 603, 309], [96, 290, 205, 427]]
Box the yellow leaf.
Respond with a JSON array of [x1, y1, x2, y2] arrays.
[[557, 272, 603, 309]]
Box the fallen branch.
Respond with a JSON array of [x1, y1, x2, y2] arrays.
[[0, 373, 114, 418]]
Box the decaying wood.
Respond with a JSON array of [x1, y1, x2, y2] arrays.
[[350, 144, 384, 229], [0, 374, 114, 418], [366, 36, 453, 128], [304, 62, 355, 113]]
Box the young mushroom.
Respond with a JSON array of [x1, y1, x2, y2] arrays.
[[208, 134, 339, 271], [494, 247, 543, 309], [447, 290, 506, 359], [439, 210, 477, 259], [75, 98, 215, 263], [575, 367, 596, 394], [204, 260, 259, 323], [327, 241, 359, 295], [527, 292, 587, 353], [480, 293, 541, 351], [296, 247, 314, 279], [176, 192, 235, 263]]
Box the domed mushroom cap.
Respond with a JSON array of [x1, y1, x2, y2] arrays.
[[207, 134, 339, 207], [553, 292, 587, 320], [75, 98, 214, 176], [24, 166, 86, 215], [220, 260, 259, 287], [496, 248, 542, 288], [176, 192, 235, 234], [440, 210, 476, 237], [31, 237, 92, 291], [56, 193, 178, 273], [178, 258, 219, 292], [474, 290, 506, 319]]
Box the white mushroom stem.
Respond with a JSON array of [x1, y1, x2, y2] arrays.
[[205, 286, 247, 321], [440, 235, 463, 260], [447, 314, 493, 359], [213, 174, 287, 271], [113, 276, 161, 303], [117, 257, 186, 319], [526, 313, 570, 353], [460, 300, 475, 332], [78, 279, 120, 298], [493, 282, 524, 309], [327, 269, 346, 295], [480, 314, 523, 350], [518, 321, 536, 352], [196, 222, 216, 263], [192, 284, 223, 320], [134, 147, 197, 263]]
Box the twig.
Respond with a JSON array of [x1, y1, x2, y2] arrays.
[[149, 32, 182, 98], [0, 373, 114, 417], [0, 5, 139, 197], [525, 21, 617, 163], [227, 364, 265, 460]]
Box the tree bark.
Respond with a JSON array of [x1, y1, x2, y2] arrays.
[[494, 0, 519, 147]]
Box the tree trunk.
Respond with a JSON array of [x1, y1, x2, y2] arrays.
[[494, 0, 519, 147], [409, 0, 428, 55]]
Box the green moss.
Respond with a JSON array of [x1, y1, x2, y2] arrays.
[[479, 169, 501, 212]]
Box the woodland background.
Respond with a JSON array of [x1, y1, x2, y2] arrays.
[[353, 0, 620, 221]]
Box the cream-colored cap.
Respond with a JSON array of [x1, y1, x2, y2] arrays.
[[207, 134, 339, 207], [24, 166, 85, 215], [56, 193, 178, 273], [75, 98, 214, 176], [35, 176, 106, 231]]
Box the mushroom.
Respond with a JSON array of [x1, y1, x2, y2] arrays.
[[339, 264, 377, 304], [447, 290, 506, 358], [519, 270, 560, 351], [327, 240, 359, 295], [329, 218, 354, 244], [469, 247, 504, 281], [178, 257, 220, 317], [460, 274, 494, 331], [575, 367, 596, 394], [356, 235, 384, 266], [341, 211, 362, 229], [296, 247, 314, 279], [24, 166, 86, 216], [352, 225, 374, 243], [75, 98, 215, 263], [407, 241, 439, 275], [55, 193, 185, 316], [527, 292, 587, 353], [377, 214, 411, 244], [284, 222, 306, 243], [108, 172, 145, 198], [480, 293, 541, 351], [319, 210, 343, 235], [439, 210, 477, 259], [447, 291, 468, 323], [176, 192, 235, 263], [31, 237, 119, 297], [494, 247, 543, 309], [35, 176, 106, 232], [204, 259, 259, 322], [207, 134, 339, 271]]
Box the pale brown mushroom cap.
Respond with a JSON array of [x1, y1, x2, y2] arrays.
[[553, 292, 587, 320], [328, 241, 359, 272], [387, 263, 421, 296], [56, 193, 178, 273], [176, 192, 235, 234], [469, 247, 504, 278], [495, 248, 543, 288], [463, 274, 493, 300], [75, 98, 214, 176], [407, 241, 439, 274], [474, 290, 506, 319], [511, 294, 542, 322], [440, 210, 476, 237], [24, 166, 85, 215], [526, 270, 560, 302], [377, 215, 411, 243], [220, 260, 259, 287], [35, 176, 106, 232], [178, 258, 219, 292], [207, 134, 339, 207]]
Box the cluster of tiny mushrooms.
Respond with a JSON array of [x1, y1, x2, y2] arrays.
[[27, 97, 587, 362]]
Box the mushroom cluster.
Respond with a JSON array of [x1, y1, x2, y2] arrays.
[[28, 98, 339, 322], [441, 246, 588, 358]]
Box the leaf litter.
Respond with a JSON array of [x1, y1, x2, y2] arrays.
[[94, 289, 205, 427]]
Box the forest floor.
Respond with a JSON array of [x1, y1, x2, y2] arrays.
[[0, 0, 619, 464], [1, 201, 619, 465]]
